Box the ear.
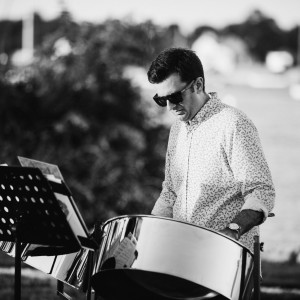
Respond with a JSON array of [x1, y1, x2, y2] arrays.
[[195, 77, 203, 93]]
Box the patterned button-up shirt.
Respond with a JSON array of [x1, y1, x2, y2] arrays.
[[152, 92, 275, 251]]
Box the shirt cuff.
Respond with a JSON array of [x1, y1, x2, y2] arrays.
[[151, 199, 173, 218], [241, 195, 269, 221]]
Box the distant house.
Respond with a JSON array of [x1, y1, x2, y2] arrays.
[[191, 31, 251, 74], [266, 50, 294, 73]]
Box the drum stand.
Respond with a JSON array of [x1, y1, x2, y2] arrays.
[[253, 212, 275, 300], [253, 235, 262, 300], [0, 166, 84, 300], [56, 240, 97, 300]]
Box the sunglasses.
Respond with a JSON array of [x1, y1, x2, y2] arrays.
[[153, 80, 195, 107]]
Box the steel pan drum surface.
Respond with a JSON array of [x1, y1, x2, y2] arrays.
[[92, 215, 253, 300]]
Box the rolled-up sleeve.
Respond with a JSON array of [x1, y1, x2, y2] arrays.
[[152, 148, 177, 218], [227, 116, 275, 220]]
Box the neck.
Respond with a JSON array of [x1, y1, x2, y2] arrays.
[[190, 92, 210, 120]]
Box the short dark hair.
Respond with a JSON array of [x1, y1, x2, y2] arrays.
[[147, 48, 205, 91]]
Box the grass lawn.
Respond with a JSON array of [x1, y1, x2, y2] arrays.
[[1, 272, 300, 300], [1, 251, 300, 299], [262, 260, 300, 289]]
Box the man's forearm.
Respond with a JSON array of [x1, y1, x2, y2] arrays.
[[231, 209, 264, 236]]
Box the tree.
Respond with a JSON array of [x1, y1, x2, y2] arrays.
[[223, 9, 286, 62], [0, 17, 169, 228]]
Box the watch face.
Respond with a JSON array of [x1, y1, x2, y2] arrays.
[[229, 223, 240, 230]]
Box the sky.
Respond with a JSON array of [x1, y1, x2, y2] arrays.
[[0, 0, 300, 34]]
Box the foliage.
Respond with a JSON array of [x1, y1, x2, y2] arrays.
[[187, 9, 298, 63], [2, 9, 299, 68], [0, 16, 169, 228], [221, 10, 288, 62], [262, 260, 300, 289]]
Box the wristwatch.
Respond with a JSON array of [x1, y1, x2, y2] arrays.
[[227, 223, 241, 240]]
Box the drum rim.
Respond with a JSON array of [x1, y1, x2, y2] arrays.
[[102, 214, 253, 255]]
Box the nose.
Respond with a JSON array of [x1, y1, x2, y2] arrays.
[[167, 101, 176, 110]]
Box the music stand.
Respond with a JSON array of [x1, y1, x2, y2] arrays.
[[0, 166, 82, 300]]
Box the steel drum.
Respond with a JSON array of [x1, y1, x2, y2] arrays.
[[91, 215, 254, 300], [0, 215, 254, 299]]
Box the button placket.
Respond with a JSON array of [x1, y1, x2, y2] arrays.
[[185, 129, 194, 221]]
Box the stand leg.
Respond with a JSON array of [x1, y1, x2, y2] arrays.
[[86, 251, 94, 300], [14, 238, 21, 300], [253, 235, 261, 300], [57, 280, 72, 300]]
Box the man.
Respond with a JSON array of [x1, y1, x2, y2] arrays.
[[147, 47, 275, 252]]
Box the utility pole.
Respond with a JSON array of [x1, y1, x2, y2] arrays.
[[11, 11, 34, 66], [298, 24, 300, 82], [22, 12, 34, 58]]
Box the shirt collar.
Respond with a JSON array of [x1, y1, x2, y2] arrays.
[[185, 92, 220, 129]]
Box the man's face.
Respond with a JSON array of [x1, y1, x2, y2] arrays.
[[155, 73, 198, 122]]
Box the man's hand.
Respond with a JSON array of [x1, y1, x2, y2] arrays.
[[219, 228, 239, 241], [219, 209, 265, 241]]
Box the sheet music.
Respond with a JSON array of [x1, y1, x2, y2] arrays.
[[17, 156, 64, 180], [17, 156, 89, 238], [114, 232, 138, 268], [54, 192, 88, 238]]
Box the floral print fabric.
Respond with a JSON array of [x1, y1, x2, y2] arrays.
[[152, 92, 275, 251]]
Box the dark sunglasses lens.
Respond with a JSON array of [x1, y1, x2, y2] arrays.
[[153, 94, 167, 107], [153, 91, 183, 107], [168, 93, 183, 105]]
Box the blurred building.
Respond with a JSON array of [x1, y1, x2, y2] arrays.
[[266, 50, 294, 73], [192, 31, 251, 74]]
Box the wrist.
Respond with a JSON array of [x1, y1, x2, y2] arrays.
[[226, 223, 241, 240]]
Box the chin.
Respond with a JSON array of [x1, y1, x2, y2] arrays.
[[173, 111, 188, 122], [178, 114, 189, 122]]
